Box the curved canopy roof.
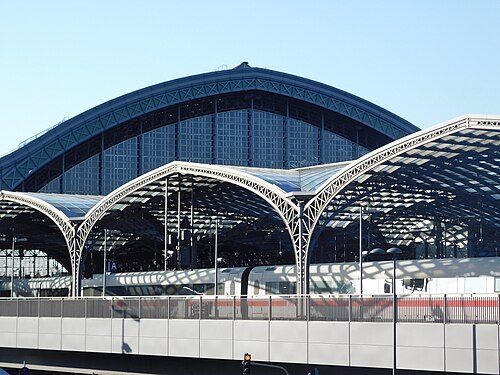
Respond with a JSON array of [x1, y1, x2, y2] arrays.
[[0, 191, 102, 269], [305, 115, 500, 250], [0, 62, 418, 191], [0, 115, 498, 269], [218, 162, 350, 194], [0, 161, 351, 265]]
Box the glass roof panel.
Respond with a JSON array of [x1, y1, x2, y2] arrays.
[[230, 162, 350, 193], [20, 192, 103, 218], [229, 167, 301, 193], [298, 163, 348, 192]]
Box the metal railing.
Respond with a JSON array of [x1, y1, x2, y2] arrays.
[[0, 294, 498, 324]]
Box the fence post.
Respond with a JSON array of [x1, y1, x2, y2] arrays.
[[497, 294, 500, 375], [139, 297, 141, 320], [269, 295, 272, 321], [199, 295, 202, 320], [167, 296, 170, 320], [497, 293, 500, 325], [214, 295, 218, 319], [444, 294, 447, 324], [306, 295, 310, 321], [348, 295, 352, 323], [233, 295, 236, 321], [497, 293, 500, 326]]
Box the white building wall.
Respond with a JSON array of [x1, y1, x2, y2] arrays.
[[0, 316, 498, 374]]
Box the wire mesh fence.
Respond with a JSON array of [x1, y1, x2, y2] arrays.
[[140, 298, 169, 319], [398, 295, 445, 323], [350, 296, 393, 322], [86, 298, 111, 318], [18, 299, 38, 317], [309, 295, 350, 321], [445, 294, 499, 324], [62, 298, 86, 318], [39, 299, 61, 318], [0, 294, 498, 324], [0, 299, 17, 317]]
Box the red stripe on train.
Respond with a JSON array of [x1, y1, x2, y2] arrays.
[[310, 299, 499, 308]]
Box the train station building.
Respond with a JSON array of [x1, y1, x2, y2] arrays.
[[0, 63, 498, 296]]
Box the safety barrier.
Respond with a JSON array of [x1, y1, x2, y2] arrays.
[[0, 294, 498, 324]]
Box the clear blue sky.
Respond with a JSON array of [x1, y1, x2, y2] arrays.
[[1, 0, 499, 156]]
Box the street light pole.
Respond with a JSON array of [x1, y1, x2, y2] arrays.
[[11, 237, 16, 299], [164, 177, 169, 271], [103, 229, 107, 298], [386, 247, 401, 375], [359, 206, 363, 294], [368, 246, 402, 375], [214, 217, 218, 296], [392, 252, 397, 375]]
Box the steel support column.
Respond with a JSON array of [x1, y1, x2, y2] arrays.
[[177, 185, 181, 269], [164, 178, 169, 271], [296, 201, 308, 296], [71, 225, 80, 297]]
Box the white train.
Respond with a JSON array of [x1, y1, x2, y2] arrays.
[[1, 257, 499, 297]]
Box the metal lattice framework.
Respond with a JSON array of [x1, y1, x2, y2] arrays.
[[2, 115, 498, 297], [72, 161, 304, 296], [0, 190, 75, 254], [0, 64, 416, 191], [303, 115, 500, 267]]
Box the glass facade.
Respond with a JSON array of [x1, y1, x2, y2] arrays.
[[142, 125, 176, 171], [179, 115, 213, 163], [40, 107, 370, 195], [288, 118, 320, 168], [39, 177, 61, 193], [63, 154, 100, 195], [322, 131, 368, 163], [252, 110, 284, 168], [216, 110, 249, 166], [102, 137, 138, 193]]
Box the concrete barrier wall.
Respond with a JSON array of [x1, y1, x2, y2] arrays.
[[0, 317, 498, 374], [233, 320, 269, 362], [308, 321, 349, 366], [62, 317, 85, 351]]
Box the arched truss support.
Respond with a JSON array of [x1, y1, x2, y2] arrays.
[[0, 66, 416, 192], [0, 190, 75, 266], [302, 116, 500, 267], [73, 161, 312, 296]]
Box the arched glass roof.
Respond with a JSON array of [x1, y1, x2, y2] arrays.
[[0, 191, 103, 270], [0, 115, 498, 279], [0, 191, 103, 221], [0, 63, 418, 191], [305, 115, 500, 252], [16, 192, 102, 219], [224, 162, 350, 194]]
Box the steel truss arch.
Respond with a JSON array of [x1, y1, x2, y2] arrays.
[[0, 190, 75, 257], [73, 161, 307, 295], [176, 164, 309, 294], [0, 65, 417, 191], [303, 115, 500, 264]]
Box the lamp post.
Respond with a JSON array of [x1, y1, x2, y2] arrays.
[[213, 218, 224, 296], [11, 237, 16, 299], [214, 218, 218, 295], [359, 206, 363, 294], [103, 229, 108, 298], [359, 204, 371, 295], [213, 217, 225, 296], [368, 246, 402, 375]]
